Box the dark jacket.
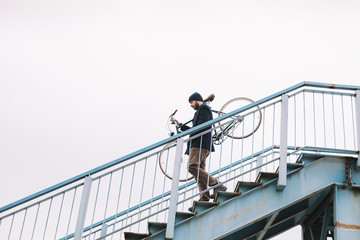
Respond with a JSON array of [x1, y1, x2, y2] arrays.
[[180, 103, 215, 155]]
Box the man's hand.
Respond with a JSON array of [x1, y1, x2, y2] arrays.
[[171, 117, 181, 126]]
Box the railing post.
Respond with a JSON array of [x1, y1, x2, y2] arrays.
[[256, 155, 263, 176], [355, 90, 360, 170], [277, 94, 288, 190], [165, 138, 184, 240], [100, 223, 108, 239], [74, 176, 92, 240]]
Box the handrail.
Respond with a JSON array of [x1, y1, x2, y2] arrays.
[[1, 81, 359, 213], [60, 145, 359, 240], [58, 145, 277, 240]]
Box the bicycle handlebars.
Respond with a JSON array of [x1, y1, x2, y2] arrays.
[[169, 109, 177, 117]]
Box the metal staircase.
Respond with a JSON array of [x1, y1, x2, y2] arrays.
[[129, 153, 359, 240], [1, 82, 360, 240]]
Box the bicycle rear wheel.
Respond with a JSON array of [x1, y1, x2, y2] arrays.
[[218, 97, 262, 139], [158, 140, 194, 182]]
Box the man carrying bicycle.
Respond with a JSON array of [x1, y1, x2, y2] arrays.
[[172, 92, 227, 210]]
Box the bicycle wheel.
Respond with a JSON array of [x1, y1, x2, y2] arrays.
[[158, 140, 194, 182], [218, 97, 262, 139]]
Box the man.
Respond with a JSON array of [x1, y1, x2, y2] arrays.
[[173, 92, 227, 209]]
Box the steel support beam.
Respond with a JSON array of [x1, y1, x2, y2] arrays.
[[278, 94, 289, 190], [320, 205, 331, 240], [149, 156, 352, 240], [74, 176, 92, 240], [165, 138, 184, 240], [257, 211, 279, 240], [333, 185, 360, 239]]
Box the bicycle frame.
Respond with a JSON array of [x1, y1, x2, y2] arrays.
[[168, 109, 243, 145]]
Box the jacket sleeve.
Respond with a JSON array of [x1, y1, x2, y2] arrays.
[[180, 124, 191, 131]]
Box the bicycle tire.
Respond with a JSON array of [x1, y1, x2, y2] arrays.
[[158, 140, 194, 182], [218, 97, 262, 139]]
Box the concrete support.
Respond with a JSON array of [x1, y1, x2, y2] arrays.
[[334, 185, 360, 239], [74, 176, 92, 240], [278, 94, 288, 190], [165, 138, 184, 240]]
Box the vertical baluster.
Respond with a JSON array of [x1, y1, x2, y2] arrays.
[[341, 94, 347, 149], [229, 120, 236, 185], [54, 193, 65, 239], [351, 96, 356, 150], [196, 136, 203, 191], [43, 197, 53, 240], [272, 103, 276, 173], [240, 119, 245, 180], [7, 214, 14, 240], [159, 149, 170, 222], [19, 208, 27, 240], [294, 95, 297, 148], [218, 128, 224, 180], [111, 168, 124, 240], [251, 112, 255, 179], [31, 203, 40, 240], [137, 158, 148, 232], [126, 164, 136, 228], [331, 94, 337, 148], [65, 188, 78, 240], [89, 178, 102, 235], [183, 140, 192, 208], [262, 107, 266, 171], [303, 91, 306, 146], [103, 173, 113, 224], [207, 133, 214, 194], [149, 155, 158, 217], [355, 90, 360, 169], [322, 93, 327, 148], [313, 92, 317, 146]]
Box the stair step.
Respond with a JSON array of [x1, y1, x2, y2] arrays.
[[214, 191, 240, 204], [234, 181, 262, 194], [124, 232, 150, 240], [191, 201, 218, 214], [275, 162, 304, 173], [175, 211, 195, 224], [287, 162, 304, 170], [296, 153, 323, 165], [148, 222, 167, 235], [255, 172, 278, 184]]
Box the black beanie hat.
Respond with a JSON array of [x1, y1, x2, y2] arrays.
[[188, 92, 203, 102]]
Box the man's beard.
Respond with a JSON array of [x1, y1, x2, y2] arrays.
[[194, 102, 200, 110]]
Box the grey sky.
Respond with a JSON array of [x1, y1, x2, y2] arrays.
[[1, 0, 360, 238]]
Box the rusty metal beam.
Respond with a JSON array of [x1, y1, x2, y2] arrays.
[[333, 185, 360, 239]]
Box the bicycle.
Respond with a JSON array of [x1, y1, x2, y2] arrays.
[[159, 94, 262, 181]]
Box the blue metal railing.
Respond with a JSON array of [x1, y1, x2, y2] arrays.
[[1, 82, 359, 240]]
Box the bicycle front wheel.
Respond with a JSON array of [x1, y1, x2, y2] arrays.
[[218, 97, 262, 139], [158, 140, 194, 182]]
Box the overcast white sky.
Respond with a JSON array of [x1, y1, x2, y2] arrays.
[[1, 0, 360, 238]]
